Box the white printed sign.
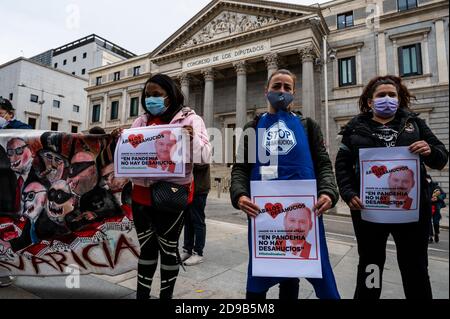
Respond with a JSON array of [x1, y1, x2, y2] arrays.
[[359, 147, 420, 223], [250, 180, 322, 278], [114, 125, 186, 178]]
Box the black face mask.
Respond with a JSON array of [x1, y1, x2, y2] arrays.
[[68, 161, 96, 178], [48, 189, 72, 204]]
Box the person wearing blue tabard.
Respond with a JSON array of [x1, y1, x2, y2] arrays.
[[230, 69, 341, 299]]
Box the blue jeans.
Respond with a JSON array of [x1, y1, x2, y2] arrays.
[[183, 193, 208, 256], [246, 216, 341, 299]]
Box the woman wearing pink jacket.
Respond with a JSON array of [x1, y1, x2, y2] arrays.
[[122, 74, 210, 299]]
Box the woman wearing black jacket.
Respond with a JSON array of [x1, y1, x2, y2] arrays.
[[335, 75, 448, 299]]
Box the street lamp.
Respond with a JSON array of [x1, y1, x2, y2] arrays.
[[18, 83, 65, 98], [309, 16, 335, 154], [322, 36, 336, 154]]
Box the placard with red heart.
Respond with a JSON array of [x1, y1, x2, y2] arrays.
[[129, 134, 145, 149], [371, 165, 388, 178], [264, 203, 283, 219]]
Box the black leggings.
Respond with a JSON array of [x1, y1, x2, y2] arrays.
[[132, 201, 185, 299], [351, 211, 432, 299]]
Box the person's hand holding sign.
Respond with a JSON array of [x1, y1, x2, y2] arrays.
[[409, 140, 431, 156], [313, 194, 333, 217], [183, 125, 194, 141], [348, 196, 364, 211], [238, 195, 261, 218]]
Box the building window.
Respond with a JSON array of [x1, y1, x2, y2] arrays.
[[83, 52, 87, 59], [63, 59, 67, 65], [51, 122, 59, 131], [82, 69, 86, 75], [114, 72, 121, 81], [9, 93, 13, 101], [73, 105, 80, 113], [73, 56, 77, 62], [338, 56, 357, 87], [111, 101, 119, 120], [30, 94, 39, 103], [337, 12, 354, 29], [92, 104, 101, 123], [71, 125, 78, 133], [28, 118, 36, 129], [53, 100, 60, 108], [54, 63, 58, 68], [133, 66, 141, 76], [398, 43, 422, 77], [398, 0, 417, 12], [130, 97, 139, 117], [72, 72, 76, 75], [96, 76, 102, 86]]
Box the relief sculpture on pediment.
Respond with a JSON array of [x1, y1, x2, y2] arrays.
[[176, 11, 280, 50]]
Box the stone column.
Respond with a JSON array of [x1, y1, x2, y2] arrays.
[[202, 68, 215, 129], [179, 73, 191, 106], [423, 32, 430, 74], [264, 53, 279, 79], [102, 93, 108, 128], [377, 31, 388, 75], [393, 39, 399, 75], [120, 89, 128, 125], [434, 19, 449, 83], [313, 62, 323, 126], [233, 61, 248, 130], [299, 46, 317, 120], [85, 95, 91, 132], [357, 47, 362, 84]]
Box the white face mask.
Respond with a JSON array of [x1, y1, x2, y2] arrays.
[[0, 116, 8, 128]]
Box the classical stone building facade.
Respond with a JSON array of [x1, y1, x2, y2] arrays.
[[85, 0, 449, 190]]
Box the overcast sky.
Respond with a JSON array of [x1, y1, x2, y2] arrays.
[[1, 0, 329, 65]]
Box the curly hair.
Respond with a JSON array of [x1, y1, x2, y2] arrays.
[[359, 75, 415, 113]]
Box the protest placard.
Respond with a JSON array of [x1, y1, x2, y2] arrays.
[[114, 125, 186, 178], [250, 180, 322, 278], [360, 147, 420, 223]]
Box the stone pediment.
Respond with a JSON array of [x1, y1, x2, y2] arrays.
[[177, 11, 281, 50], [151, 0, 318, 57]]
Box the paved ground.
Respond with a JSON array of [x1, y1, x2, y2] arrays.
[[0, 195, 448, 299]]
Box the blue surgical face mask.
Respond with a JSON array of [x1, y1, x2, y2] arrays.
[[145, 96, 168, 116], [0, 116, 8, 128], [267, 91, 294, 112], [373, 96, 399, 118]]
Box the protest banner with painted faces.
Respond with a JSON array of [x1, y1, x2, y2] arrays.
[[359, 146, 420, 223], [0, 130, 138, 276], [114, 125, 187, 178], [250, 180, 322, 278]]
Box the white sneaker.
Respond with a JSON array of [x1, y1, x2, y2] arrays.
[[0, 276, 15, 288], [184, 253, 204, 266], [180, 251, 192, 262]]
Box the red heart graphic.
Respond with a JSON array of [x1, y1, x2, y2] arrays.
[[129, 134, 144, 148], [264, 203, 283, 219], [371, 165, 388, 178]]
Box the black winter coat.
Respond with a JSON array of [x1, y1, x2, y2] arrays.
[[335, 109, 448, 212]]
